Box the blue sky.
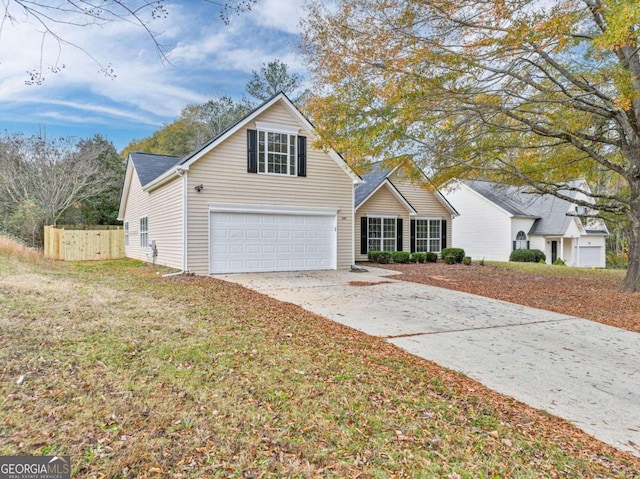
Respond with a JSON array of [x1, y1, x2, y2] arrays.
[[0, 0, 308, 152]]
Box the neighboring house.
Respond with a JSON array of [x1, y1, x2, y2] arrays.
[[118, 93, 362, 275], [355, 163, 459, 261], [444, 179, 609, 267]]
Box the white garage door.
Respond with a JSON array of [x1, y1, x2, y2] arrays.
[[210, 210, 336, 274], [577, 246, 603, 267]]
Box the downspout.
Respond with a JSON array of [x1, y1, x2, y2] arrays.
[[162, 167, 188, 278]]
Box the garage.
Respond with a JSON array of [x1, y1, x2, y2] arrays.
[[209, 205, 337, 274], [577, 246, 604, 268]]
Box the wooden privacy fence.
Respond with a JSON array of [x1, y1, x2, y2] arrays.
[[44, 225, 125, 261]]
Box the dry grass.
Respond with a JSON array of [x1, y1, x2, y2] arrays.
[[0, 234, 43, 263], [1, 253, 639, 478]]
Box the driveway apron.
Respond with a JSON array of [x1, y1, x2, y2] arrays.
[[216, 267, 640, 457]]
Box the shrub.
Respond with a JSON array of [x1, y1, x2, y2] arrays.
[[479, 257, 485, 266], [510, 249, 546, 263], [443, 254, 457, 264], [378, 251, 392, 264], [553, 258, 566, 266], [411, 252, 427, 263], [367, 250, 382, 262], [463, 256, 472, 265], [425, 252, 438, 263], [441, 248, 465, 263], [408, 253, 419, 263], [392, 251, 411, 263]]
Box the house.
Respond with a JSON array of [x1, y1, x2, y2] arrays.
[[355, 163, 459, 261], [444, 180, 609, 267], [117, 93, 362, 275]]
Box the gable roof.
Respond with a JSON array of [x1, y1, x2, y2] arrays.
[[464, 180, 605, 236], [129, 152, 181, 188], [355, 162, 458, 216], [142, 92, 362, 191]]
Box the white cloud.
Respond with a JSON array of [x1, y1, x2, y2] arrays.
[[251, 0, 307, 34]]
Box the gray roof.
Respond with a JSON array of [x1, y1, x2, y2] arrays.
[[130, 152, 181, 187], [354, 163, 391, 207], [465, 180, 579, 236]]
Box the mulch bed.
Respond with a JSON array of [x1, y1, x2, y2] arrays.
[[378, 263, 640, 334]]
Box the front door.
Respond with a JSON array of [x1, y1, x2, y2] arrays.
[[551, 240, 558, 263]]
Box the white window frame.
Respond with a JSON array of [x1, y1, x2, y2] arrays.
[[139, 217, 148, 248], [124, 221, 129, 246], [368, 216, 396, 252], [257, 129, 297, 176], [415, 219, 441, 253], [515, 230, 528, 250]]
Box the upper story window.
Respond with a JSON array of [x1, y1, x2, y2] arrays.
[[258, 130, 297, 176], [247, 122, 306, 177]]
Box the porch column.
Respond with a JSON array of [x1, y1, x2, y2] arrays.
[[560, 237, 564, 261]]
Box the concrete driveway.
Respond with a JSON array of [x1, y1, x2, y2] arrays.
[[216, 267, 640, 457]]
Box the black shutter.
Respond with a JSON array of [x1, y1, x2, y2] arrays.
[[513, 241, 516, 251], [247, 129, 257, 173], [410, 219, 416, 253], [297, 135, 306, 177], [360, 217, 368, 255], [441, 219, 447, 249], [527, 240, 530, 249], [396, 218, 403, 251]]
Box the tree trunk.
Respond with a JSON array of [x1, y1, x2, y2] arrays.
[[622, 179, 640, 292]]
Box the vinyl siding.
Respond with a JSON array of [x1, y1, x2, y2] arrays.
[[445, 183, 513, 261], [122, 164, 151, 263], [121, 162, 183, 269], [511, 218, 536, 246], [389, 171, 453, 251], [185, 100, 354, 274], [355, 185, 407, 262], [148, 176, 183, 270]]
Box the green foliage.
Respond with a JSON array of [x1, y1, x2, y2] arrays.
[[441, 248, 465, 264], [553, 258, 566, 266], [606, 252, 628, 269], [391, 251, 411, 263], [443, 255, 457, 265], [246, 59, 308, 104], [426, 252, 438, 263], [510, 249, 547, 263], [411, 252, 427, 263], [367, 250, 382, 262], [479, 258, 485, 266], [463, 256, 472, 266], [377, 251, 391, 264]]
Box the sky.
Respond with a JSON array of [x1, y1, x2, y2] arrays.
[[0, 0, 309, 152]]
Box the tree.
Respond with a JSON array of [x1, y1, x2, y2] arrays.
[[0, 133, 120, 246], [246, 59, 308, 104], [1, 0, 256, 84], [122, 96, 252, 157], [302, 0, 640, 292]]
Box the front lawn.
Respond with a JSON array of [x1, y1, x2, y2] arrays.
[[1, 249, 639, 477]]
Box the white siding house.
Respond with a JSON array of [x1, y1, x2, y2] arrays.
[[118, 93, 362, 274], [444, 180, 609, 267]]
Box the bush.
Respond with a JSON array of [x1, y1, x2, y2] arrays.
[[392, 251, 411, 263], [463, 256, 472, 265], [510, 249, 546, 263], [411, 252, 427, 263], [425, 252, 438, 263], [443, 254, 457, 264], [553, 258, 566, 266], [479, 257, 485, 266], [378, 251, 392, 264], [367, 250, 382, 262], [441, 248, 465, 263]]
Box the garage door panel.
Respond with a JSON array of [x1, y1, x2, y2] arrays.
[[210, 211, 336, 274], [578, 246, 603, 267]]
